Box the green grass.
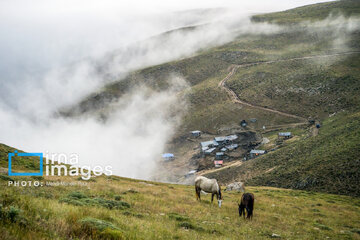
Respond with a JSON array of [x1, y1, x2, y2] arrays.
[[56, 0, 360, 197], [251, 0, 360, 24], [0, 174, 359, 239], [2, 2, 360, 238], [227, 53, 360, 119], [205, 110, 360, 197], [63, 0, 360, 135]]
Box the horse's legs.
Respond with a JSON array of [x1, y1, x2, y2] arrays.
[[211, 193, 214, 203], [239, 206, 243, 217], [246, 207, 251, 219], [195, 186, 201, 201]]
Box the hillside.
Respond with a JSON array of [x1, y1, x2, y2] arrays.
[[56, 0, 360, 194], [251, 0, 360, 24], [0, 154, 360, 239], [205, 111, 360, 196], [1, 1, 360, 239]]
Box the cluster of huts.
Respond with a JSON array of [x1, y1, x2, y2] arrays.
[[163, 130, 293, 171], [200, 134, 239, 167]]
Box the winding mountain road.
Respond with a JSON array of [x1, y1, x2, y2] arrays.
[[218, 51, 360, 122]]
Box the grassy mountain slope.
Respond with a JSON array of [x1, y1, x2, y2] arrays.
[[59, 0, 360, 194], [227, 53, 360, 119], [205, 111, 360, 196], [251, 0, 360, 24], [66, 0, 360, 131], [0, 165, 359, 239]]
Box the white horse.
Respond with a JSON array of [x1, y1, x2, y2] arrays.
[[195, 176, 223, 207]]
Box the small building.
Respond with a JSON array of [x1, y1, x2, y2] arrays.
[[162, 153, 175, 161], [204, 147, 216, 155], [214, 135, 238, 146], [200, 140, 219, 152], [221, 147, 227, 152], [250, 118, 257, 123], [215, 152, 224, 160], [226, 144, 238, 151], [278, 132, 292, 139], [240, 120, 248, 127], [249, 150, 266, 159], [226, 135, 238, 141], [214, 136, 227, 145], [190, 130, 201, 138], [214, 160, 223, 168]]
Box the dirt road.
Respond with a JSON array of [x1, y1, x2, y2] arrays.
[[218, 51, 360, 122]]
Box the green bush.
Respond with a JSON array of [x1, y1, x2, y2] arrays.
[[100, 228, 125, 240], [7, 206, 20, 223], [67, 191, 87, 199], [60, 192, 130, 209], [114, 195, 122, 201], [168, 213, 189, 222], [0, 175, 14, 182]]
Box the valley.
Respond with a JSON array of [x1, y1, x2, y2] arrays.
[[1, 1, 360, 239]]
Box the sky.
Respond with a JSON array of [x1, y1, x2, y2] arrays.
[[0, 0, 335, 179]]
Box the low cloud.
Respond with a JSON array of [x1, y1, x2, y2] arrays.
[[0, 0, 336, 180]]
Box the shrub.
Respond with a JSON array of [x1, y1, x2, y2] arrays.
[[80, 217, 120, 232], [177, 221, 195, 230], [0, 175, 14, 182], [314, 223, 332, 231], [68, 191, 87, 199], [60, 193, 130, 209], [7, 206, 20, 223], [100, 228, 125, 240], [168, 213, 189, 222]]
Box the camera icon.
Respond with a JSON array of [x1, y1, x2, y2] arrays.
[[8, 150, 43, 176]]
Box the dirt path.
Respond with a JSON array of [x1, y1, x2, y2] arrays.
[[197, 160, 243, 176], [311, 126, 319, 136], [218, 51, 360, 122]]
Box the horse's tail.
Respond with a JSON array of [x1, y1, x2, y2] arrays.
[[248, 194, 255, 218], [217, 182, 223, 200]]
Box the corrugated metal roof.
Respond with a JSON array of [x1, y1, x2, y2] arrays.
[[205, 147, 216, 154], [214, 161, 223, 165], [200, 141, 213, 147], [226, 144, 238, 150], [200, 140, 219, 148], [202, 147, 209, 151], [216, 152, 224, 156], [215, 135, 238, 142], [191, 130, 201, 134], [162, 153, 174, 158], [226, 135, 238, 141], [250, 150, 265, 154], [279, 132, 292, 136], [214, 136, 227, 142]]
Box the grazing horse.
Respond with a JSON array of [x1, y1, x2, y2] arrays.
[[195, 176, 223, 207], [238, 193, 254, 219]]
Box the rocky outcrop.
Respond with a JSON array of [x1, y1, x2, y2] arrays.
[[225, 182, 245, 192]]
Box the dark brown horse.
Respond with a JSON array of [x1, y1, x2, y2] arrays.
[[238, 193, 254, 219]]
